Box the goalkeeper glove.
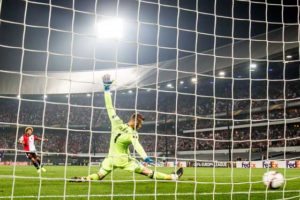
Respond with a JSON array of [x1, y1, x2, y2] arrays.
[[102, 74, 113, 92], [144, 157, 154, 164]]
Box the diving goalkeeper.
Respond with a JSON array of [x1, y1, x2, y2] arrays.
[[71, 74, 183, 182]]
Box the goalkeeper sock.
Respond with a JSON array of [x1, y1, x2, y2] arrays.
[[149, 171, 173, 180], [86, 174, 100, 181]]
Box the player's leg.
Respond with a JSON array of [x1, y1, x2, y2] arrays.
[[26, 153, 40, 171], [70, 158, 112, 182], [35, 154, 46, 172], [35, 155, 41, 165], [33, 153, 41, 166], [32, 154, 44, 173], [124, 159, 183, 180], [87, 158, 113, 180], [141, 166, 184, 180], [85, 168, 109, 181]]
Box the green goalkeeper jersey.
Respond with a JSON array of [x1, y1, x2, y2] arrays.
[[104, 92, 147, 164]]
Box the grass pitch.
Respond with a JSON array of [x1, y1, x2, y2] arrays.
[[0, 166, 299, 200]]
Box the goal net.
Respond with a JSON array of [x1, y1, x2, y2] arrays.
[[0, 0, 299, 199]]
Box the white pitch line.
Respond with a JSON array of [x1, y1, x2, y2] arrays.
[[0, 190, 299, 199]]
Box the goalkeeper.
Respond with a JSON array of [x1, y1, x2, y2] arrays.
[[71, 74, 183, 182]]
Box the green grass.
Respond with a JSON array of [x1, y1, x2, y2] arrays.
[[0, 166, 299, 200]]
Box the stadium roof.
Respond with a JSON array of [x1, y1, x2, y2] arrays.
[[0, 26, 298, 95]]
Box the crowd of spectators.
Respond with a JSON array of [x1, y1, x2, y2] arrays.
[[0, 76, 300, 156], [1, 122, 299, 156]]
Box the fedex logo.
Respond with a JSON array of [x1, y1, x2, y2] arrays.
[[287, 160, 300, 168], [287, 161, 296, 168], [263, 161, 270, 168], [242, 162, 250, 168], [241, 162, 256, 168], [263, 161, 278, 168]]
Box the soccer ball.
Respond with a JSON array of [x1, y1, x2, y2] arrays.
[[263, 171, 285, 189]]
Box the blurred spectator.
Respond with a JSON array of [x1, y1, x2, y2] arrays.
[[0, 76, 299, 154]]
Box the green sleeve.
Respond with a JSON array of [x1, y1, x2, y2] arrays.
[[104, 92, 122, 124], [131, 135, 147, 160]]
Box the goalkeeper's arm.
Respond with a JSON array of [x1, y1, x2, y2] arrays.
[[102, 74, 122, 124], [131, 135, 153, 164], [104, 92, 118, 122], [131, 135, 148, 160]]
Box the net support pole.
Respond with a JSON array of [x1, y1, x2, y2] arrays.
[[225, 84, 232, 162], [0, 0, 2, 26]]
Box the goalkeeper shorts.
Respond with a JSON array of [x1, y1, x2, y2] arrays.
[[99, 157, 145, 176]]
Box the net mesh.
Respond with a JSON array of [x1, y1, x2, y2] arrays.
[[0, 0, 299, 199]]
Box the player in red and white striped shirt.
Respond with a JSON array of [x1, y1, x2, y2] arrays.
[[18, 127, 48, 173]]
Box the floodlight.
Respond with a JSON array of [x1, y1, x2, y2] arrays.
[[167, 83, 173, 88], [219, 71, 225, 77], [250, 63, 257, 72], [250, 63, 257, 69], [96, 18, 124, 39]]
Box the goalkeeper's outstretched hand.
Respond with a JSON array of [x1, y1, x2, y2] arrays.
[[102, 74, 113, 91], [144, 157, 154, 164]]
